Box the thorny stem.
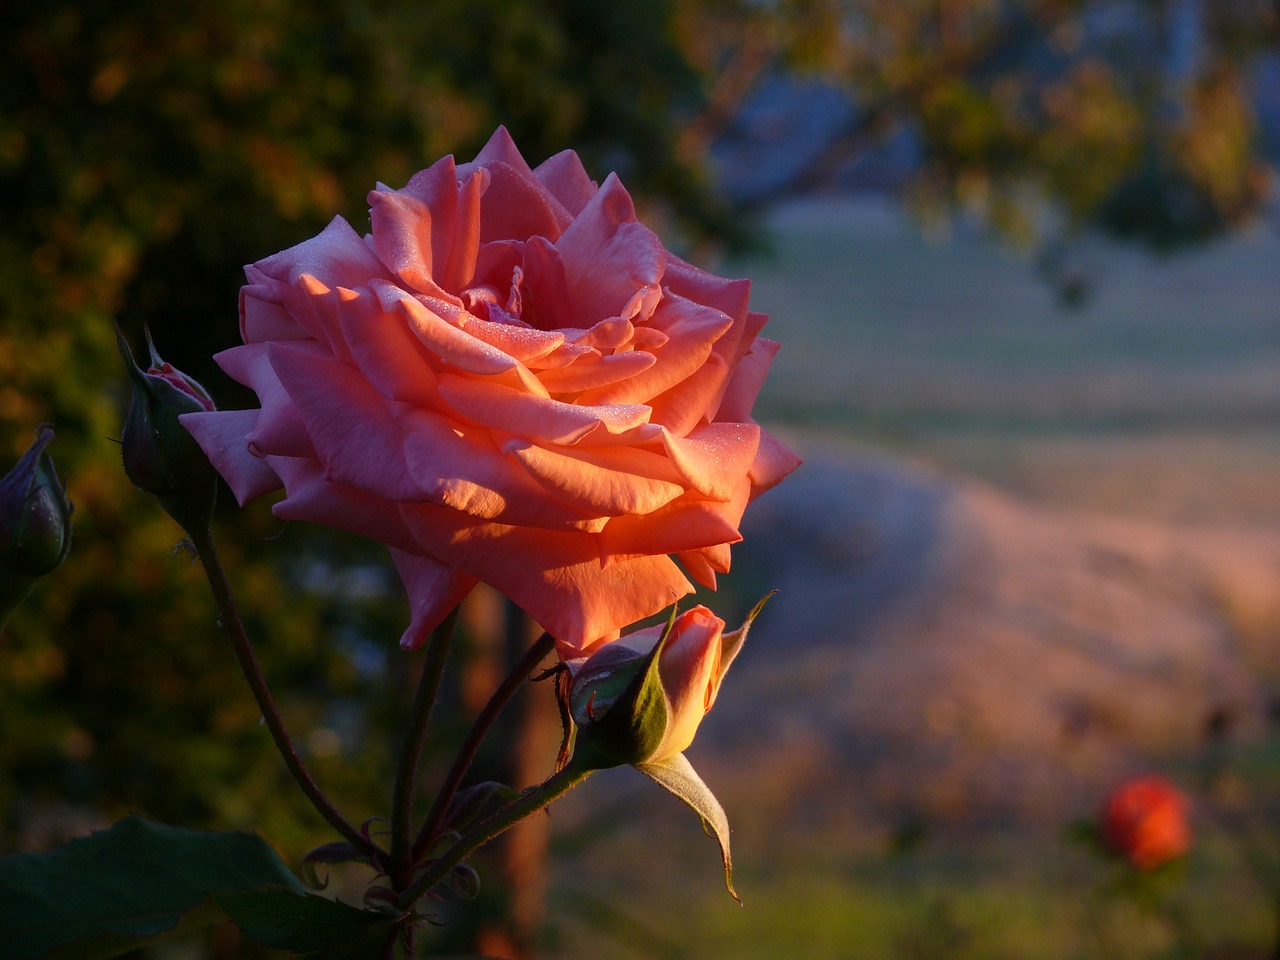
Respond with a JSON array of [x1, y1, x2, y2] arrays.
[[397, 760, 592, 912], [390, 606, 460, 884], [189, 527, 383, 864], [410, 630, 556, 863]]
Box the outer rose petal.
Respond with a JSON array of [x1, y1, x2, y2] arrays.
[[268, 455, 422, 553], [389, 547, 478, 650], [267, 344, 423, 502], [399, 503, 692, 654], [534, 148, 598, 216], [180, 410, 281, 504]]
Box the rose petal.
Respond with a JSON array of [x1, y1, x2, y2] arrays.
[[476, 160, 572, 245], [598, 480, 749, 557], [535, 349, 657, 394], [398, 408, 606, 531], [268, 455, 421, 553], [336, 286, 441, 406], [645, 351, 729, 434], [399, 503, 692, 652], [214, 344, 315, 458], [748, 429, 804, 496], [378, 283, 547, 397], [389, 547, 478, 650], [658, 422, 761, 500], [240, 275, 309, 343], [675, 544, 731, 590], [663, 254, 752, 329], [180, 409, 282, 504], [555, 175, 666, 327], [504, 438, 686, 517], [519, 236, 573, 331], [268, 344, 423, 501], [577, 289, 733, 406], [255, 215, 390, 294], [534, 148, 598, 215], [717, 337, 780, 423], [368, 187, 440, 296], [438, 374, 652, 445]]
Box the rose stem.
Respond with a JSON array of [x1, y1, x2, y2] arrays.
[[410, 630, 555, 863], [188, 527, 383, 863], [389, 604, 460, 885], [397, 759, 592, 912]]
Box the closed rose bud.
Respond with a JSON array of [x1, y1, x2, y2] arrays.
[[568, 596, 768, 768], [1101, 775, 1191, 870], [616, 606, 727, 760], [0, 425, 73, 629], [118, 327, 218, 532]]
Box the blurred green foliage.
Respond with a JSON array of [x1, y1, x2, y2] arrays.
[[677, 0, 1276, 256]]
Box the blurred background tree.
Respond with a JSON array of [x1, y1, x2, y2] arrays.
[[0, 0, 1277, 951]]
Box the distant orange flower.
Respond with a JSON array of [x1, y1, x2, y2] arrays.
[[1100, 775, 1191, 869]]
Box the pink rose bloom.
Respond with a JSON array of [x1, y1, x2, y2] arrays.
[[182, 128, 799, 656]]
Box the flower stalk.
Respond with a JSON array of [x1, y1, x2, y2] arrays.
[[188, 526, 383, 865], [390, 605, 460, 885], [411, 630, 556, 863], [397, 758, 593, 913]]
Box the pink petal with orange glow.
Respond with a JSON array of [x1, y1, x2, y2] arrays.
[[268, 344, 423, 502], [577, 290, 733, 406], [268, 455, 421, 554], [748, 429, 804, 496], [398, 503, 692, 652], [598, 481, 748, 557], [398, 409, 605, 531], [389, 547, 478, 650], [717, 337, 780, 422], [438, 374, 651, 445], [505, 439, 686, 517], [658, 422, 761, 500], [534, 148, 598, 215], [180, 409, 281, 504], [536, 349, 657, 394]]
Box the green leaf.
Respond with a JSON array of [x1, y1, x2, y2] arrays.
[[635, 752, 740, 903], [214, 888, 399, 959], [0, 814, 306, 960]]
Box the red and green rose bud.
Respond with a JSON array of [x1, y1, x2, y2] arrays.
[[118, 327, 219, 533], [568, 597, 770, 768], [0, 425, 73, 629]]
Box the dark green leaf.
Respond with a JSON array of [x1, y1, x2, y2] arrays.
[[214, 888, 399, 959], [0, 815, 305, 960]]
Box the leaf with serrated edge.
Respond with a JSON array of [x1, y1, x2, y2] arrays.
[[635, 752, 740, 903], [0, 815, 305, 960]]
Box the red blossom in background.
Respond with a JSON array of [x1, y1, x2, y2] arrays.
[[1100, 775, 1192, 870]]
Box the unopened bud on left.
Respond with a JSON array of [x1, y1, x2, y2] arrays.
[[118, 327, 218, 533], [0, 425, 73, 629]]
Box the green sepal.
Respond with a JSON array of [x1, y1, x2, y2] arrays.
[[568, 605, 680, 768], [717, 590, 776, 681], [636, 751, 740, 903]]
